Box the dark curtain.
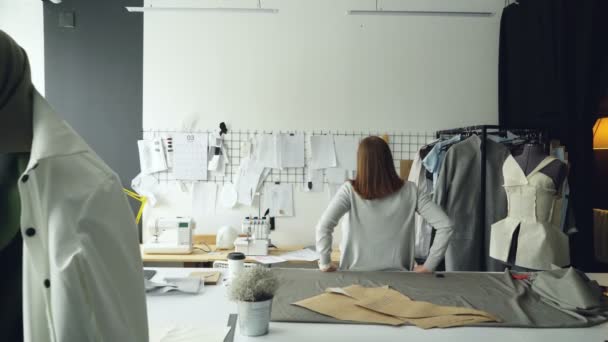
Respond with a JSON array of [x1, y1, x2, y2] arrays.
[[499, 0, 608, 271]]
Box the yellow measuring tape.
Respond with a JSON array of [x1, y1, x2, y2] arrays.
[[123, 188, 147, 224]]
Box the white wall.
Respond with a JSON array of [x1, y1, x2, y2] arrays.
[[143, 0, 505, 246], [0, 0, 45, 94]]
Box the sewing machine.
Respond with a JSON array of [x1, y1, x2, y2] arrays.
[[143, 217, 194, 254], [234, 216, 271, 256]]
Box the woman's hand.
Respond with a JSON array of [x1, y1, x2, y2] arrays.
[[319, 262, 338, 272], [413, 264, 431, 273]]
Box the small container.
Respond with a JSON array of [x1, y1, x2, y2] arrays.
[[227, 252, 246, 281]]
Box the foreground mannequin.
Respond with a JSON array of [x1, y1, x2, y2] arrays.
[[0, 31, 148, 341], [315, 136, 454, 272]]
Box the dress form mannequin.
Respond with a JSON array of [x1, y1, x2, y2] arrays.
[[503, 143, 568, 271], [514, 144, 567, 188]]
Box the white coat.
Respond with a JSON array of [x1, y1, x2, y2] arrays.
[[18, 91, 148, 342]]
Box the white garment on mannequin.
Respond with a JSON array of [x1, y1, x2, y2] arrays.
[[490, 155, 570, 270]]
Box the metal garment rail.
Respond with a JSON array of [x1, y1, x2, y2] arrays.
[[435, 125, 545, 270]]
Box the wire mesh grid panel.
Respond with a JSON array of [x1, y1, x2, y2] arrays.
[[142, 129, 436, 185]]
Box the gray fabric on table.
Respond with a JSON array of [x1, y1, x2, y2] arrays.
[[270, 268, 608, 328], [532, 267, 604, 318]]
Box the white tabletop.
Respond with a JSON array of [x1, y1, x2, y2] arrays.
[[146, 268, 608, 342]]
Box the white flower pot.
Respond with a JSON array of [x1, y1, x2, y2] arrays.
[[237, 298, 273, 336]]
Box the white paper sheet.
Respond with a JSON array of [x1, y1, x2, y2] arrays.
[[172, 133, 208, 180], [235, 157, 266, 206], [280, 248, 320, 262], [138, 138, 168, 174], [131, 173, 162, 207], [303, 168, 324, 192], [255, 134, 281, 169], [262, 183, 294, 217], [310, 135, 337, 169], [325, 167, 347, 184], [192, 182, 217, 216], [150, 325, 230, 342], [280, 133, 305, 168], [333, 135, 359, 171], [219, 183, 238, 209], [250, 255, 287, 264]]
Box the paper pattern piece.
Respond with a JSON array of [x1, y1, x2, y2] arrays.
[[255, 134, 281, 169], [138, 138, 168, 174], [172, 133, 208, 180], [191, 182, 217, 216], [293, 286, 405, 326], [280, 248, 320, 262], [333, 136, 359, 171], [235, 157, 266, 206], [310, 135, 337, 169], [293, 285, 499, 329], [303, 168, 324, 192], [262, 183, 294, 217], [150, 325, 230, 342], [280, 133, 305, 168]]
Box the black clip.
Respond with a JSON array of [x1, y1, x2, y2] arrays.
[[219, 122, 228, 136]]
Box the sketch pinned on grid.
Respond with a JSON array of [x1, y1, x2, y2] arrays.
[[141, 129, 436, 186]]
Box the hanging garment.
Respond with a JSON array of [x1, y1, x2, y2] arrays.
[[434, 136, 510, 271], [422, 135, 461, 190], [490, 155, 570, 270], [409, 151, 434, 260]]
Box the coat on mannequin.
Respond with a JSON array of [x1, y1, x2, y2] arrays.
[[0, 30, 148, 342]]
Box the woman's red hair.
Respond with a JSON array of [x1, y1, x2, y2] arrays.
[[351, 136, 404, 200]]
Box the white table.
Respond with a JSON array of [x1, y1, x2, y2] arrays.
[[146, 268, 608, 342]]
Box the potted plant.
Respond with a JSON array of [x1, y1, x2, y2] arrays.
[[228, 267, 279, 336]]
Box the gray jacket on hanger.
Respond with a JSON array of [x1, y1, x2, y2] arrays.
[[434, 135, 510, 271]]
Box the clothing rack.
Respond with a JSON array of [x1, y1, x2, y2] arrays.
[[435, 125, 546, 270]]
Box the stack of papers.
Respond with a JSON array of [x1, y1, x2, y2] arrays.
[[251, 255, 287, 264], [145, 277, 202, 294], [150, 325, 230, 342], [280, 248, 320, 262]]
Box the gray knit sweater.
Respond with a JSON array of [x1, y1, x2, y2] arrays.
[[316, 181, 453, 271]]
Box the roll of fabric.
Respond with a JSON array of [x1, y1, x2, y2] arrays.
[[593, 208, 608, 263]]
